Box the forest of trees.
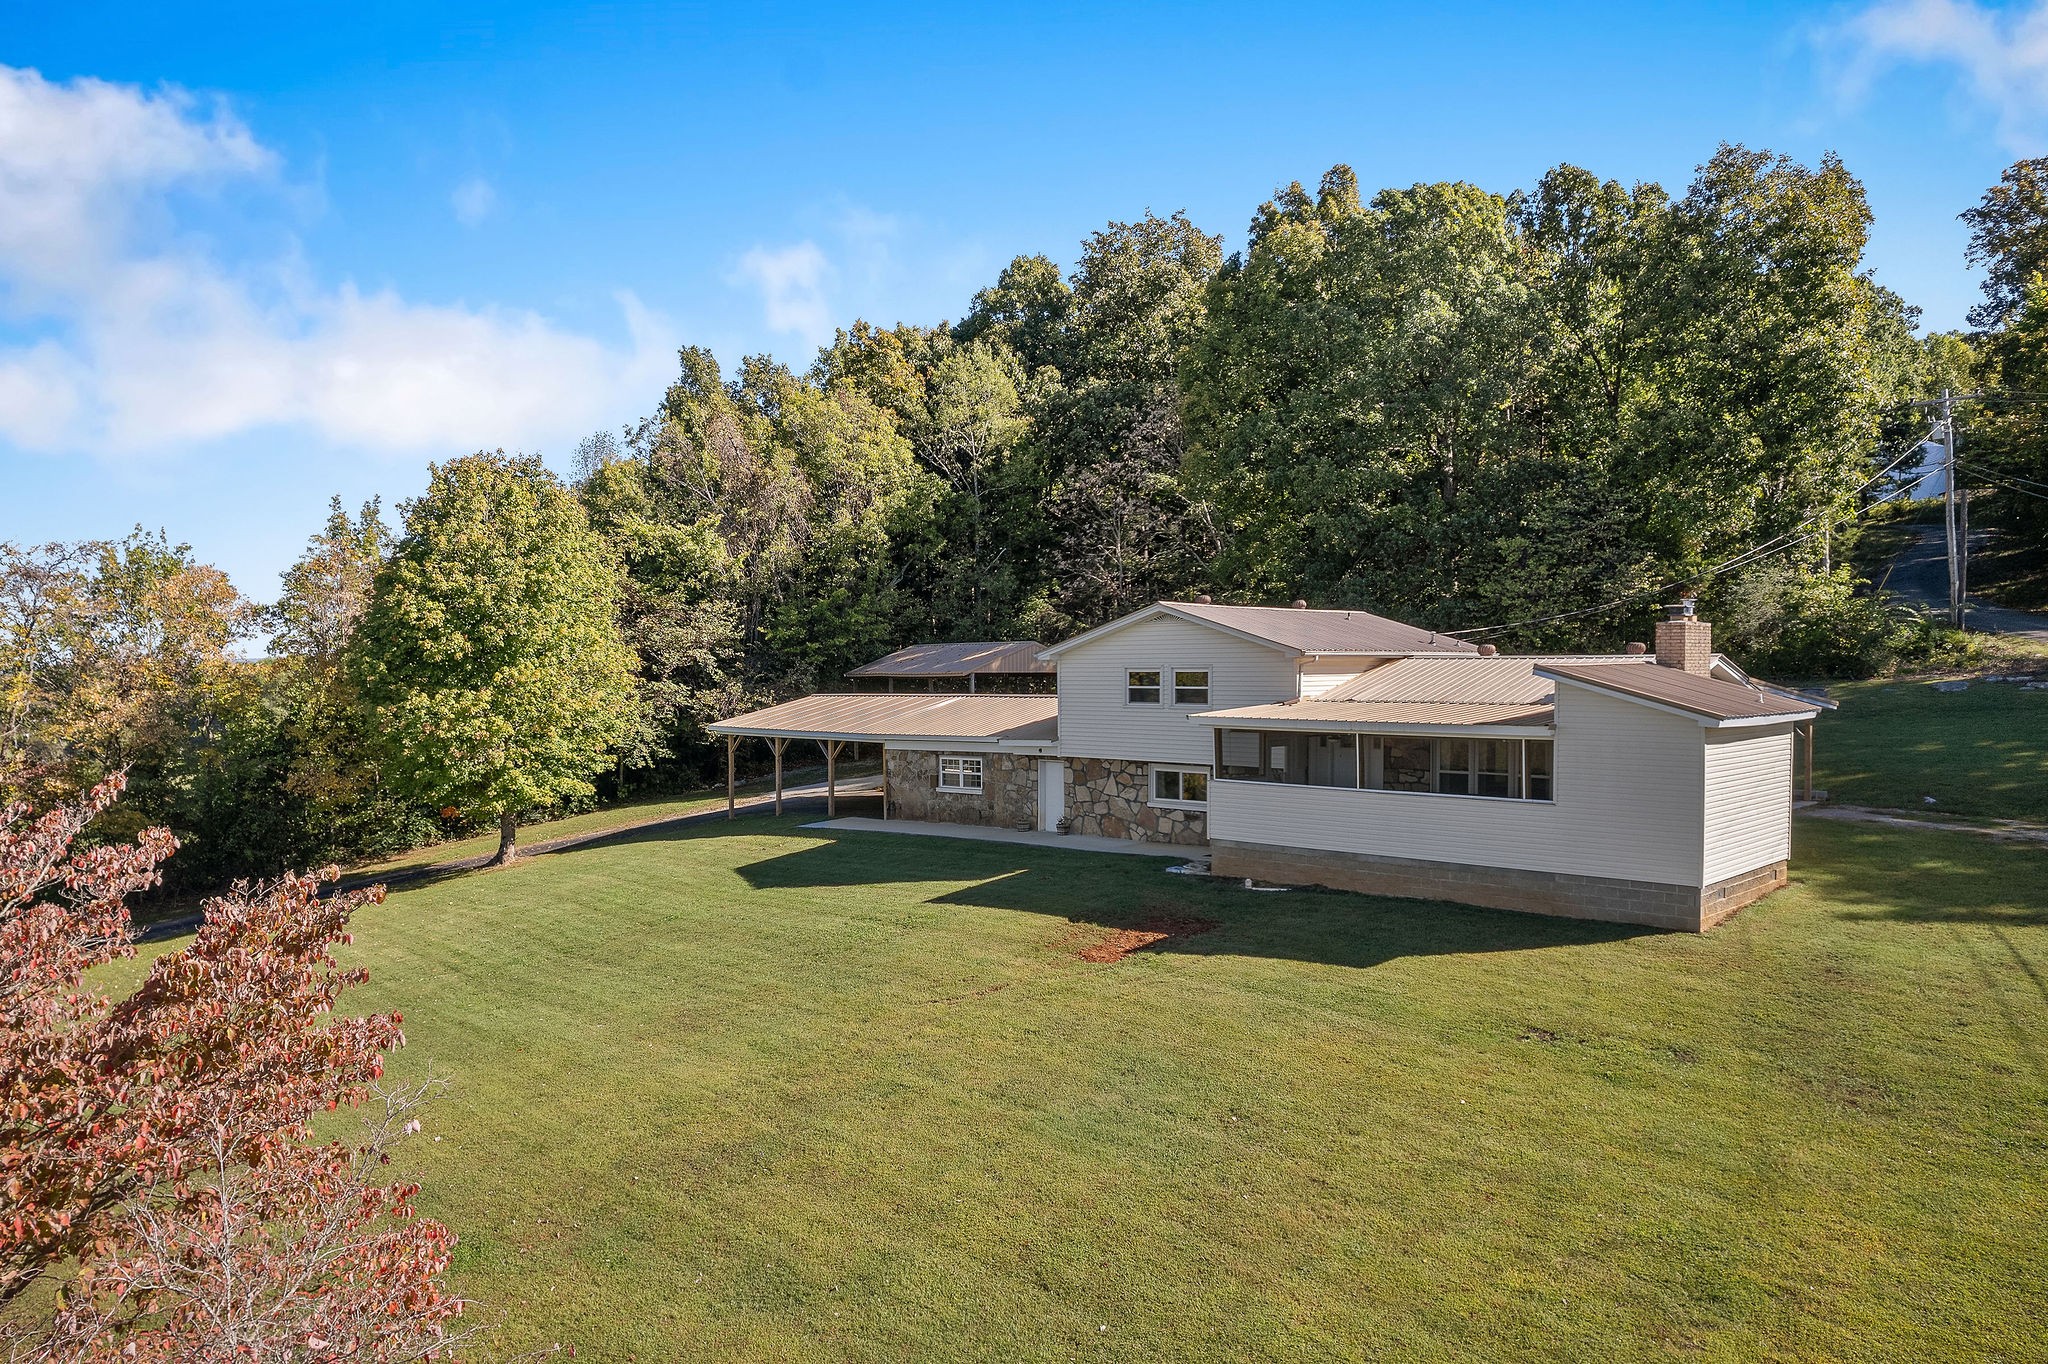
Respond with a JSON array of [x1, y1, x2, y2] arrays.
[[5, 143, 2044, 892]]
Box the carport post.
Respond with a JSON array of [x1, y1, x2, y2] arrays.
[[771, 737, 787, 815], [823, 738, 843, 817], [1804, 721, 1815, 802], [724, 735, 737, 819]]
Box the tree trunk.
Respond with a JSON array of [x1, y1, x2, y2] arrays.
[[488, 811, 518, 867]]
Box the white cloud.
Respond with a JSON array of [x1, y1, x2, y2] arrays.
[[734, 240, 833, 349], [0, 65, 672, 459], [450, 175, 496, 227], [1823, 0, 2048, 150]]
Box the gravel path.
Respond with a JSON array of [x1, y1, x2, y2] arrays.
[[1799, 803, 2048, 848], [1884, 524, 2048, 640]]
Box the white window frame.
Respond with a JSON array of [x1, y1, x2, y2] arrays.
[[1125, 668, 1163, 705], [1171, 667, 1211, 707], [1149, 764, 1211, 809], [937, 754, 985, 793]]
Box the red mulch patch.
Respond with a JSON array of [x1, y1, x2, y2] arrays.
[[1077, 916, 1218, 964]]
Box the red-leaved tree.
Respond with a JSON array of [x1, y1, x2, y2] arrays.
[[1, 773, 470, 1362]]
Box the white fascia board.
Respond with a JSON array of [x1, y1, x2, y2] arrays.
[[1540, 673, 1815, 729], [1189, 713, 1553, 738], [1709, 712, 1816, 730]]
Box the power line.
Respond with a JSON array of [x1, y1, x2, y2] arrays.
[[1961, 464, 2048, 503], [1955, 457, 2048, 493], [1447, 432, 1937, 639]]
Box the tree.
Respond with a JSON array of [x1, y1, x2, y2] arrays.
[[351, 451, 636, 865], [1961, 158, 2048, 331], [0, 773, 468, 1360], [1184, 150, 1920, 646], [270, 497, 390, 664]]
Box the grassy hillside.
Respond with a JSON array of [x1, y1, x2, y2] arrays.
[[89, 813, 2041, 1362], [1814, 670, 2048, 820]]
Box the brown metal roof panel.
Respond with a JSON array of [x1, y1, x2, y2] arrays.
[[1538, 663, 1817, 722], [1320, 654, 1658, 704], [846, 640, 1054, 677], [709, 692, 1059, 741], [1160, 601, 1479, 655]]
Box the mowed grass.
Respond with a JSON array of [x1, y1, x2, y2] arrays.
[[351, 760, 878, 877], [1814, 673, 2048, 820], [252, 814, 2048, 1363]]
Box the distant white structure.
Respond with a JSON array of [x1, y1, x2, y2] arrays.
[[1895, 441, 1948, 499]]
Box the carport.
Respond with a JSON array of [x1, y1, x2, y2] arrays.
[[706, 693, 1059, 820]]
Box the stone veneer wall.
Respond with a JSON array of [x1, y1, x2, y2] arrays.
[[885, 749, 1038, 830], [1064, 757, 1207, 846], [1209, 841, 1787, 933]]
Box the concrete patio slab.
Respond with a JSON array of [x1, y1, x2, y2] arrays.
[[801, 816, 1200, 859]]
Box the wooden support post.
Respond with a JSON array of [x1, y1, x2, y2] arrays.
[[771, 737, 787, 815], [1804, 722, 1816, 802], [823, 738, 843, 817], [725, 735, 737, 820]]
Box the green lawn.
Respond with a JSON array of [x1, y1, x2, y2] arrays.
[[350, 761, 877, 877], [1814, 673, 2048, 820], [214, 810, 2041, 1363]]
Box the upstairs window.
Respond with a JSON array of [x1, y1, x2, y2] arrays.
[[937, 755, 984, 792], [1127, 669, 1162, 704], [1173, 669, 1211, 705]]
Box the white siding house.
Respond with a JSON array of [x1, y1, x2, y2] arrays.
[[711, 599, 1825, 932], [1702, 726, 1796, 885], [1207, 684, 1709, 889], [1050, 613, 1300, 766]]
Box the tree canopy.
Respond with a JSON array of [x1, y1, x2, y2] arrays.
[[350, 451, 636, 863]]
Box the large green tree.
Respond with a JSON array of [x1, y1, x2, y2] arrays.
[[1184, 149, 1919, 646], [351, 451, 636, 864], [1961, 158, 2048, 331]]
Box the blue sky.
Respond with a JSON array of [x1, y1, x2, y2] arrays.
[[2, 0, 2040, 597]]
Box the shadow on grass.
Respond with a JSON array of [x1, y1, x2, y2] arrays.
[[1794, 822, 2048, 927], [689, 821, 1655, 972]]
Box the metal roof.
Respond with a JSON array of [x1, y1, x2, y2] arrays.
[[1538, 663, 1819, 724], [847, 640, 1054, 678], [708, 692, 1058, 743], [1040, 601, 1479, 659], [1195, 700, 1556, 732], [1320, 654, 1654, 705]]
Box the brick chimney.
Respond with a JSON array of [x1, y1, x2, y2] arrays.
[[1654, 600, 1713, 675]]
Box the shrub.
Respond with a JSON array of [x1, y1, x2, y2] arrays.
[[1711, 563, 1974, 679]]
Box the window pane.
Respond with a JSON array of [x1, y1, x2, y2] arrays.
[[1381, 738, 1432, 791], [1127, 669, 1161, 703], [1438, 770, 1471, 795], [1438, 739, 1470, 773], [1153, 769, 1181, 801], [1219, 730, 1262, 779], [1173, 669, 1210, 704], [1181, 772, 1207, 803], [1527, 740, 1554, 801]]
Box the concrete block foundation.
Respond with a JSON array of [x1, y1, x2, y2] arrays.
[[1209, 840, 1786, 933]]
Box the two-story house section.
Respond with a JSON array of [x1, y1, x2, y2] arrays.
[[709, 599, 1825, 932]]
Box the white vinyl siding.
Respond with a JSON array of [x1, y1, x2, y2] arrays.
[[1209, 684, 1708, 887], [1702, 725, 1795, 884], [1055, 616, 1298, 765], [1296, 658, 1381, 699]]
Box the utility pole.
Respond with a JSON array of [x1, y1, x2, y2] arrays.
[[1942, 389, 1965, 628]]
